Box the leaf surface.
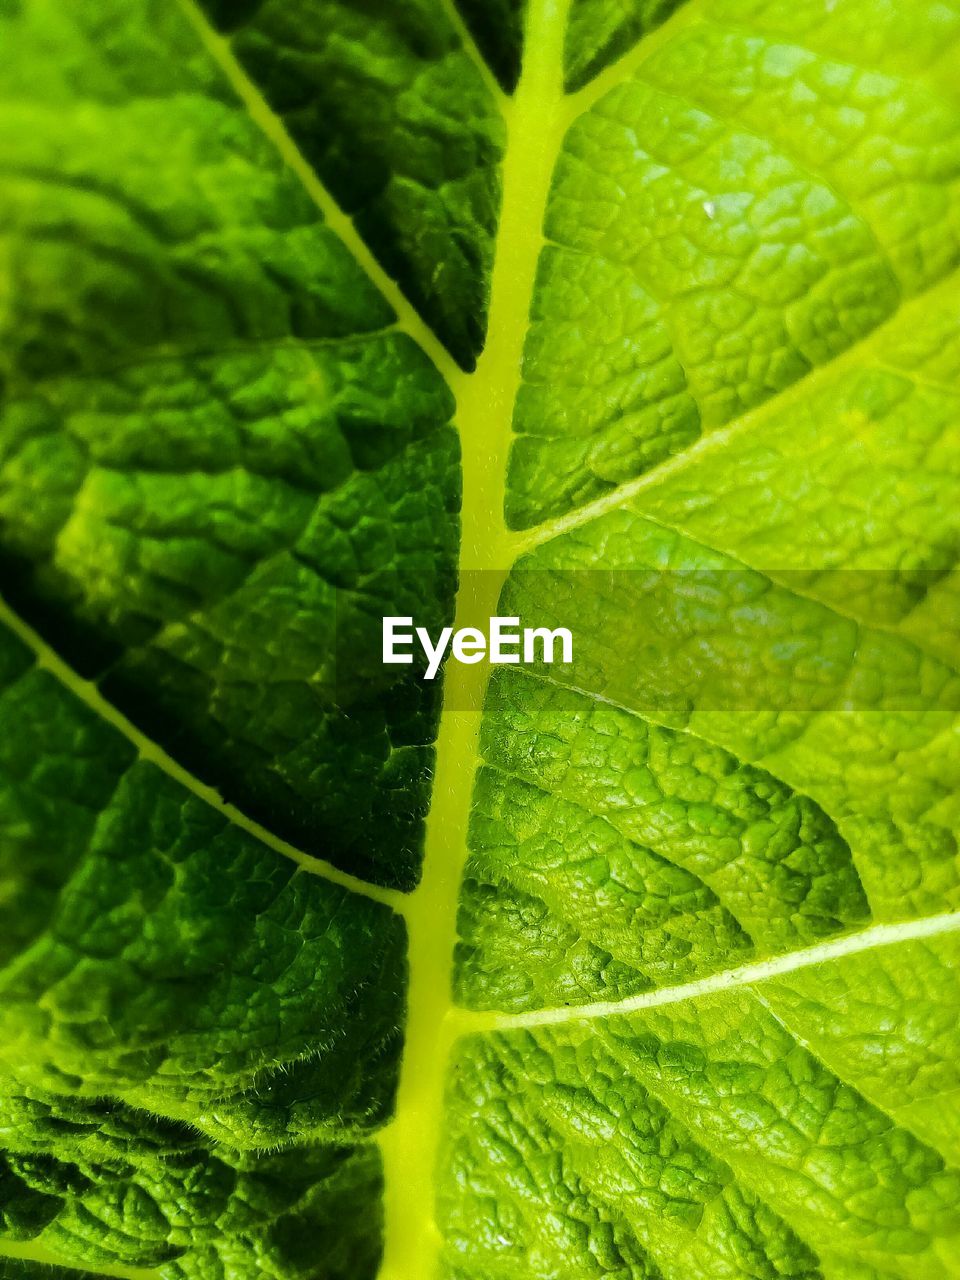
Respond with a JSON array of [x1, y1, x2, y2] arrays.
[[1, 1, 960, 1278]]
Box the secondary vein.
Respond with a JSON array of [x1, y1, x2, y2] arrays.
[[0, 1237, 159, 1280], [0, 594, 403, 912], [174, 0, 461, 389], [451, 909, 960, 1032], [511, 265, 960, 554]]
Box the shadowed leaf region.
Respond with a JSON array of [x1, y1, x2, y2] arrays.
[[1, 0, 960, 1277]]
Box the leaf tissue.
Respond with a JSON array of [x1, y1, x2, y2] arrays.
[[1, 1, 960, 1278]]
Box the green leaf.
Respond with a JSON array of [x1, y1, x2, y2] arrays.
[[0, 0, 460, 890], [0, 1261, 121, 1280], [198, 0, 506, 369], [455, 0, 529, 92], [2, 1, 960, 1279], [442, 931, 960, 1279], [564, 0, 688, 91]]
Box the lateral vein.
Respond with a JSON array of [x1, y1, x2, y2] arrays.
[[510, 265, 960, 553], [173, 0, 460, 386], [451, 910, 960, 1032], [0, 1237, 159, 1280], [0, 594, 405, 913], [435, 0, 509, 103], [560, 0, 706, 116]]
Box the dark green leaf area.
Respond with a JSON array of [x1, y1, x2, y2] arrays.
[[564, 0, 689, 91], [0, 624, 407, 1150], [456, 0, 528, 92], [0, 0, 461, 888], [0, 1089, 383, 1279], [202, 0, 506, 368], [0, 340, 460, 888]]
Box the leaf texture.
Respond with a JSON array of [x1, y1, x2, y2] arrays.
[[1, 0, 959, 1278]]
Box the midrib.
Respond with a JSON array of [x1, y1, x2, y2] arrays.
[[0, 8, 570, 1276], [376, 3, 573, 1275]]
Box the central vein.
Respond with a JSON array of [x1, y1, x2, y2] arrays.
[[376, 4, 572, 1275]]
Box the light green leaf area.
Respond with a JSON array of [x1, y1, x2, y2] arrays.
[[509, 0, 960, 526], [1, 0, 960, 1279], [443, 932, 960, 1280]]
